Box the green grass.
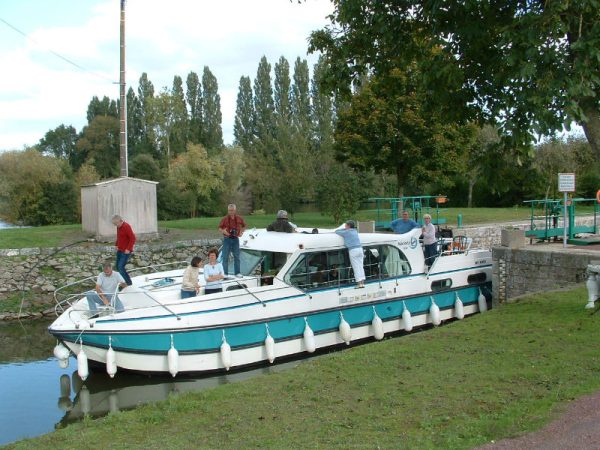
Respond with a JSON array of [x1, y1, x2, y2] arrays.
[[8, 287, 600, 449]]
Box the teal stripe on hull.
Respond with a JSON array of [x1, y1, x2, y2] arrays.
[[58, 284, 489, 354]]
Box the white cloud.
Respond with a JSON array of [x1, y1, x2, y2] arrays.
[[0, 0, 332, 151]]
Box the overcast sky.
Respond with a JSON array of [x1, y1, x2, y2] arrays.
[[0, 0, 333, 152]]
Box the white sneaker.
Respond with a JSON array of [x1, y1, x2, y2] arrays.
[[236, 273, 243, 278]]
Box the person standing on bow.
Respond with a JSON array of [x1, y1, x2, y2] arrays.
[[218, 204, 246, 276], [335, 220, 365, 288], [112, 214, 136, 286], [422, 214, 438, 269]]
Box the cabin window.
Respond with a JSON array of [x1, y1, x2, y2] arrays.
[[467, 272, 487, 284], [284, 245, 411, 290], [431, 278, 452, 291], [367, 245, 411, 278], [284, 249, 353, 290]]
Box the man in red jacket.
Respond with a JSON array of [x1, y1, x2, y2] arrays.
[[111, 214, 136, 286]]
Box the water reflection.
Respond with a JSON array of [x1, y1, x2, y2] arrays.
[[0, 319, 56, 363], [57, 360, 304, 427], [0, 318, 310, 445]]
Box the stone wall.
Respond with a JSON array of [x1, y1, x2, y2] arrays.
[[0, 238, 221, 319], [492, 247, 599, 306]]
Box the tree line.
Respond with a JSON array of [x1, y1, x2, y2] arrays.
[[0, 49, 598, 227]]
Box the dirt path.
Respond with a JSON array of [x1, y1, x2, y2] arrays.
[[476, 390, 600, 449]]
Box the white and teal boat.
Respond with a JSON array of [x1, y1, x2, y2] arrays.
[[49, 227, 491, 378]]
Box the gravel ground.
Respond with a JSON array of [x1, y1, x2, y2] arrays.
[[476, 390, 600, 450]]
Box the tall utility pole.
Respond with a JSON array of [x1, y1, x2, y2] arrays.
[[119, 0, 128, 176]]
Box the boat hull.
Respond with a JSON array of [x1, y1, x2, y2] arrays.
[[52, 285, 488, 375]]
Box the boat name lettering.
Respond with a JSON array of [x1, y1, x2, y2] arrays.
[[398, 238, 418, 249], [339, 290, 386, 305]]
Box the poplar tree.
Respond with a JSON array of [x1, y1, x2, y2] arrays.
[[234, 76, 254, 151], [137, 73, 156, 156], [201, 66, 223, 154], [170, 75, 189, 157], [126, 87, 142, 155], [186, 71, 203, 144], [253, 56, 276, 149]]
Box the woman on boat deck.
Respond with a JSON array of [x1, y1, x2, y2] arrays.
[[181, 256, 202, 299], [422, 214, 438, 269], [204, 248, 225, 294], [335, 220, 365, 288]]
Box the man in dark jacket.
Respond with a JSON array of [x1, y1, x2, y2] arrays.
[[267, 210, 295, 233]]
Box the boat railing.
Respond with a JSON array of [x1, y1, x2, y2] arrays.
[[290, 261, 383, 292], [53, 261, 187, 315]]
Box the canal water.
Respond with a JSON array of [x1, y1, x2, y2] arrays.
[[0, 319, 306, 446]]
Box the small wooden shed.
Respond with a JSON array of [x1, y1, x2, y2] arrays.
[[81, 177, 158, 241]]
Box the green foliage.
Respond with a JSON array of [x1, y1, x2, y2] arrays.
[[168, 143, 225, 217], [315, 162, 369, 223], [310, 0, 600, 158], [86, 95, 117, 124], [76, 115, 120, 179], [128, 154, 162, 182], [186, 71, 203, 145], [0, 149, 78, 225], [334, 69, 467, 197], [37, 124, 79, 168], [201, 66, 223, 153], [233, 76, 254, 150]]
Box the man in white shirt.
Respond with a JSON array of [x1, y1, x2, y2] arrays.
[[87, 261, 126, 314]]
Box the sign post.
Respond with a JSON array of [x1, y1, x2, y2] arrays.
[[558, 173, 576, 248]]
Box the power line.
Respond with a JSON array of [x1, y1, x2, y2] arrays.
[[0, 16, 117, 84]]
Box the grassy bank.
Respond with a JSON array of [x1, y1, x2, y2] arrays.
[[8, 287, 599, 449], [0, 207, 535, 249]]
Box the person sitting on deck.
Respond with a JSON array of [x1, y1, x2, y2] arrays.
[[86, 261, 126, 315], [267, 210, 295, 233]]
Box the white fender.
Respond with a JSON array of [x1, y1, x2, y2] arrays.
[[585, 274, 598, 309], [77, 347, 89, 381], [265, 334, 275, 363], [478, 288, 488, 312], [53, 342, 70, 361], [339, 313, 352, 345], [454, 293, 464, 320], [167, 334, 179, 377], [303, 319, 316, 353], [220, 332, 232, 371], [264, 324, 275, 363], [430, 297, 441, 326], [106, 339, 117, 378], [59, 358, 70, 369], [168, 346, 179, 377], [402, 302, 413, 332], [371, 307, 384, 340]]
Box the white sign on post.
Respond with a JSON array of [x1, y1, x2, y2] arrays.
[[558, 173, 575, 192], [558, 173, 575, 248]]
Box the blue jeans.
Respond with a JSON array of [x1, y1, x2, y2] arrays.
[[86, 291, 124, 314], [221, 237, 240, 275], [116, 251, 132, 285], [181, 290, 196, 299], [424, 243, 438, 268]]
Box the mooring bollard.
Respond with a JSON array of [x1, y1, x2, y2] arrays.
[[585, 262, 600, 309]]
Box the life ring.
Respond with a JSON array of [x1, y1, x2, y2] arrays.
[[597, 189, 600, 204]]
